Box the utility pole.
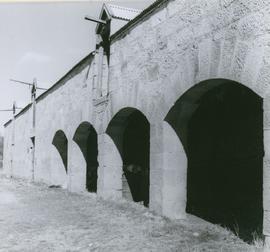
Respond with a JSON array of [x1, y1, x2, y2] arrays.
[[31, 78, 37, 129], [10, 78, 47, 101], [11, 101, 16, 178], [0, 101, 21, 178], [10, 78, 48, 181], [30, 78, 37, 181], [0, 102, 22, 113]]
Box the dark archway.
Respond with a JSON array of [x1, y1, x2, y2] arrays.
[[52, 130, 68, 173], [165, 79, 263, 242], [73, 122, 98, 193], [106, 108, 150, 207]]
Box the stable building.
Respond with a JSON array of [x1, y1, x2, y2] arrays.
[[3, 0, 270, 245]]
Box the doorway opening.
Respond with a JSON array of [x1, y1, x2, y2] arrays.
[[52, 130, 68, 172], [165, 79, 263, 241], [73, 122, 98, 193], [106, 108, 150, 207]]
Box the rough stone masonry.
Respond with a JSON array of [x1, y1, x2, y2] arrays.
[[3, 0, 270, 247]]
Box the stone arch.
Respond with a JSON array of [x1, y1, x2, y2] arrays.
[[164, 78, 263, 241], [106, 107, 150, 207], [73, 122, 98, 193], [52, 130, 68, 173], [152, 33, 268, 125]]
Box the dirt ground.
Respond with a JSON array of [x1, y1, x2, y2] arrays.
[[0, 176, 263, 252]]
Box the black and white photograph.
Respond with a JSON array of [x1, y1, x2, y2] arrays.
[[0, 0, 269, 251]]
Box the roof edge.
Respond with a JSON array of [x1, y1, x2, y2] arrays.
[[4, 103, 32, 128], [4, 0, 170, 128], [4, 119, 12, 128], [110, 0, 170, 42], [4, 51, 95, 128], [36, 51, 95, 103]]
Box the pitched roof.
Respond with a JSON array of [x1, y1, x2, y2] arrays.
[[102, 4, 142, 21]]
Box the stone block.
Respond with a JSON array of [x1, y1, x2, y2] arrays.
[[264, 210, 270, 236]]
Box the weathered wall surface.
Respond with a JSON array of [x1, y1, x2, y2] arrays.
[[103, 0, 270, 218], [3, 57, 96, 192], [3, 120, 12, 176], [35, 62, 96, 191], [107, 0, 270, 123], [3, 0, 270, 240], [4, 108, 33, 179]]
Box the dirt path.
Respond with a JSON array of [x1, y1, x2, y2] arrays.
[[0, 176, 262, 252]]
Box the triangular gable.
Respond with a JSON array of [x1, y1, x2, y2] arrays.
[[96, 3, 142, 35]]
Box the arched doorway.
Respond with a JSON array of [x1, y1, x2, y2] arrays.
[[165, 79, 263, 241], [52, 130, 68, 172], [106, 108, 150, 207], [73, 122, 98, 193]]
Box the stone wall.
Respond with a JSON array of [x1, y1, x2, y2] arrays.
[[3, 56, 96, 191], [102, 0, 270, 219], [3, 0, 270, 240], [4, 107, 33, 179]]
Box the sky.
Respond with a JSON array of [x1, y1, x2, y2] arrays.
[[0, 0, 154, 134]]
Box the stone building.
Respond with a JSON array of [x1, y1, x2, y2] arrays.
[[3, 0, 270, 245]]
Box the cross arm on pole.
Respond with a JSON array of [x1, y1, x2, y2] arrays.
[[36, 87, 48, 91], [10, 78, 48, 91], [10, 79, 32, 87], [84, 15, 107, 25]]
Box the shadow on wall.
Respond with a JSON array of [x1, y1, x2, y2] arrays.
[[52, 130, 68, 173], [73, 122, 98, 193], [165, 79, 263, 242], [106, 108, 150, 207]]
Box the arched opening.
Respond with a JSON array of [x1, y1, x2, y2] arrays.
[[165, 79, 263, 242], [52, 130, 68, 172], [106, 108, 150, 207], [73, 122, 98, 193]]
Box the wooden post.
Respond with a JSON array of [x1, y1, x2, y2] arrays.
[[10, 101, 16, 178], [30, 78, 37, 181]]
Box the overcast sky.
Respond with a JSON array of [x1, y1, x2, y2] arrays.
[[0, 0, 154, 134]]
